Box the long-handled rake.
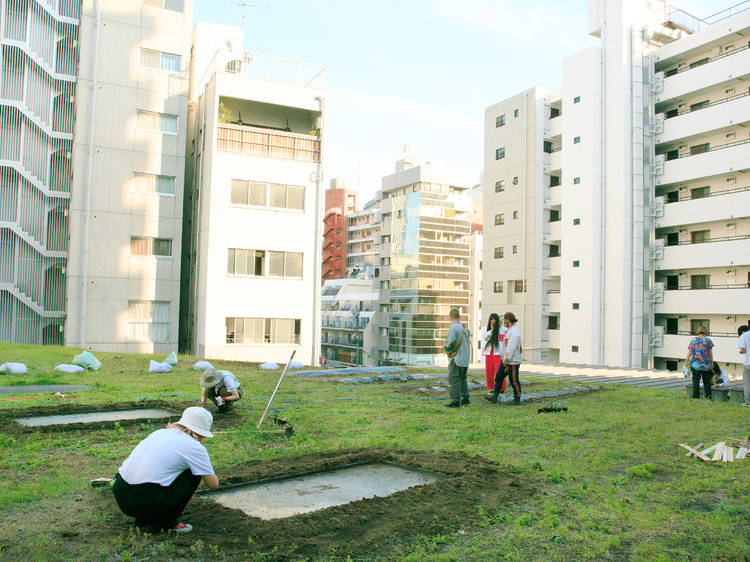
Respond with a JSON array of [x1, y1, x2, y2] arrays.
[[257, 350, 296, 438]]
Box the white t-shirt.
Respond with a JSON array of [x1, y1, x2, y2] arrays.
[[738, 331, 750, 366], [217, 371, 241, 393], [118, 428, 214, 487]]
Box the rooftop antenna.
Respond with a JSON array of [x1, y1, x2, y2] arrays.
[[215, 1, 265, 34]]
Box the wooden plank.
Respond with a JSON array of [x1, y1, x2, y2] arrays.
[[678, 443, 712, 462], [712, 442, 725, 462], [685, 443, 704, 457], [727, 447, 734, 462], [722, 446, 728, 463], [737, 447, 748, 460], [700, 443, 718, 456]]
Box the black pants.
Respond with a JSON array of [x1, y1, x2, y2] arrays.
[[495, 363, 521, 401], [112, 469, 200, 532], [691, 367, 712, 399], [207, 386, 243, 412]]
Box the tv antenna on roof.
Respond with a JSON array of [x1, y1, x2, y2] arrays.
[[215, 1, 266, 32]]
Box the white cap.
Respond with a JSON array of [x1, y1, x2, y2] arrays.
[[176, 406, 214, 438]]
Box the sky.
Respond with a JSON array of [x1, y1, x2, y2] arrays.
[[193, 0, 739, 203]]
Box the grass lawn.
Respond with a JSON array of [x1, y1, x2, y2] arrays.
[[0, 341, 748, 560]]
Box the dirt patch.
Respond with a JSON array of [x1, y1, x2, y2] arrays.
[[0, 400, 246, 435], [94, 447, 536, 560]]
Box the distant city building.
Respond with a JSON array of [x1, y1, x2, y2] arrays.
[[180, 22, 324, 365], [322, 178, 357, 283], [482, 0, 750, 376], [376, 148, 473, 366], [346, 199, 380, 280], [321, 278, 378, 365]]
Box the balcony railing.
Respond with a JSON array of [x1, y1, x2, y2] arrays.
[[665, 283, 750, 290], [659, 137, 750, 161], [661, 234, 750, 246], [665, 330, 738, 338], [663, 89, 750, 119], [662, 40, 750, 76], [663, 184, 750, 203], [217, 123, 320, 162]]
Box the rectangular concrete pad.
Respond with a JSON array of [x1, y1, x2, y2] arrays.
[[204, 463, 438, 520], [16, 408, 176, 427], [0, 384, 91, 395]]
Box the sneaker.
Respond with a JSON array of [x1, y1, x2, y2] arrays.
[[170, 523, 193, 534], [461, 398, 470, 405], [89, 478, 112, 488], [444, 402, 460, 408], [484, 395, 498, 404]]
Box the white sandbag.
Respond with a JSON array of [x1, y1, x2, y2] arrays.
[[149, 360, 172, 373], [259, 362, 280, 370], [55, 364, 85, 374], [193, 360, 214, 371], [288, 361, 304, 369], [0, 362, 28, 375]]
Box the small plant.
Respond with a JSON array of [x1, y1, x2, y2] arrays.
[[218, 102, 232, 123], [626, 462, 659, 479]]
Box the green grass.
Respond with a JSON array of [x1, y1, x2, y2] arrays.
[[0, 341, 749, 560]]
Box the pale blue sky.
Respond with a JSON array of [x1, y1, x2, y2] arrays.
[[194, 0, 737, 202]]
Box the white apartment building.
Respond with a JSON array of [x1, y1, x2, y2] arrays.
[[180, 22, 325, 365], [346, 199, 380, 280], [1, 0, 191, 351], [483, 0, 750, 376], [321, 277, 378, 366]]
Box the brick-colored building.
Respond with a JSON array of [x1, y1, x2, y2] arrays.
[[322, 179, 357, 282]]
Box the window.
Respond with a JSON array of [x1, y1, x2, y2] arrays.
[[514, 109, 519, 118], [549, 209, 560, 222], [514, 280, 527, 293], [571, 345, 579, 352], [549, 176, 561, 187], [493, 281, 503, 293], [494, 247, 504, 259], [573, 218, 580, 225], [268, 251, 303, 277], [495, 213, 504, 225], [136, 110, 178, 134], [690, 319, 710, 335], [547, 316, 559, 330], [495, 180, 505, 192], [573, 260, 580, 268], [571, 303, 580, 310], [228, 249, 264, 276], [128, 300, 170, 342], [496, 147, 506, 160], [513, 210, 518, 220], [689, 100, 709, 112], [549, 244, 559, 257], [573, 96, 581, 103], [512, 245, 518, 254], [139, 48, 181, 72], [230, 179, 304, 210], [573, 136, 581, 144], [226, 317, 301, 344], [133, 173, 175, 195], [691, 230, 710, 244], [130, 236, 172, 257], [573, 177, 581, 184], [691, 186, 710, 199], [496, 114, 506, 127], [690, 143, 709, 155], [690, 274, 710, 290], [512, 176, 518, 185], [144, 0, 184, 12]]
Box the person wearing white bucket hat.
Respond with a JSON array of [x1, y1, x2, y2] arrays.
[[112, 407, 219, 534], [197, 367, 242, 412]]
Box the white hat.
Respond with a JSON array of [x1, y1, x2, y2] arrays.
[[176, 406, 214, 438]]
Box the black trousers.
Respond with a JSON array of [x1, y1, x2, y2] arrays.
[[691, 367, 712, 399], [495, 363, 521, 401], [206, 386, 243, 412], [112, 469, 200, 531]]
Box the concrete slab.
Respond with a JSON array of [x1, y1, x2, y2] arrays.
[[204, 463, 438, 520], [16, 408, 176, 427], [0, 384, 91, 395]]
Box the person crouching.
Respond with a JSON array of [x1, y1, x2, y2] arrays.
[[197, 368, 242, 412], [112, 407, 218, 534]]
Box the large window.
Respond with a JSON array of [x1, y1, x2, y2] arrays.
[[136, 110, 178, 134], [144, 0, 184, 11], [230, 179, 305, 210], [130, 237, 172, 257], [226, 317, 301, 344], [139, 48, 181, 72], [133, 173, 175, 195], [227, 249, 303, 278], [128, 301, 170, 342]]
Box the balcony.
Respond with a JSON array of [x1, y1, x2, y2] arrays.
[[657, 92, 750, 145], [217, 123, 320, 162], [543, 328, 560, 349], [654, 333, 742, 363], [547, 114, 562, 138], [547, 185, 561, 207], [547, 256, 561, 278], [544, 148, 562, 173], [657, 46, 750, 104], [657, 140, 750, 186], [658, 236, 750, 269], [656, 286, 750, 315], [547, 290, 560, 313], [547, 219, 561, 241], [656, 188, 750, 228]]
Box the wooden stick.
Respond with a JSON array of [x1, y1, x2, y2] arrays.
[[685, 442, 704, 457], [737, 447, 747, 460], [700, 444, 718, 456], [678, 443, 712, 462], [712, 442, 725, 462], [721, 446, 728, 462], [727, 447, 734, 462]]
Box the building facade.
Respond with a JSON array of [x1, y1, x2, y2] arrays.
[[482, 0, 750, 375], [345, 199, 379, 280], [320, 277, 377, 365], [322, 177, 356, 283], [180, 22, 325, 365]]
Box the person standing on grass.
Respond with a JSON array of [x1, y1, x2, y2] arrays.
[[197, 368, 242, 412], [481, 313, 506, 395], [491, 312, 522, 405], [444, 308, 471, 408], [686, 326, 714, 401], [112, 407, 218, 534], [738, 324, 750, 404]]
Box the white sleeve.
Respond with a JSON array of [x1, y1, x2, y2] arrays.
[[184, 442, 214, 476], [504, 329, 520, 360]]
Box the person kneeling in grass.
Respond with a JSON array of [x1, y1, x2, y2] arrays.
[[197, 368, 242, 412], [112, 407, 218, 534]]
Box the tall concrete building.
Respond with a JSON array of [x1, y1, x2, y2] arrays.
[[345, 198, 380, 280], [1, 0, 191, 351], [322, 177, 356, 283], [320, 277, 377, 365], [180, 22, 325, 365], [377, 149, 473, 366], [482, 0, 750, 375]]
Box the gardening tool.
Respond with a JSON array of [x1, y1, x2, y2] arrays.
[[257, 350, 296, 437]]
